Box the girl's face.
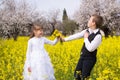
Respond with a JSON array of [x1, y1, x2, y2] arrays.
[[33, 26, 43, 37], [87, 16, 96, 29]]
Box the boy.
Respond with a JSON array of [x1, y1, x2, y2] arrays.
[[61, 14, 104, 80]]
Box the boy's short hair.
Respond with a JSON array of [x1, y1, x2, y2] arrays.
[[92, 14, 103, 28]]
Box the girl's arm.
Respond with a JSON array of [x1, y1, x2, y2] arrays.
[[84, 34, 102, 52], [44, 37, 59, 45], [26, 40, 32, 67], [64, 29, 87, 41]]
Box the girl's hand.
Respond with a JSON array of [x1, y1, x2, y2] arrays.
[[84, 32, 89, 38], [28, 67, 31, 72]]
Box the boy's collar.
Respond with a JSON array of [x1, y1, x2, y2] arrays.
[[88, 28, 99, 34]]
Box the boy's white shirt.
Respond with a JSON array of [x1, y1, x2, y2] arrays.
[[64, 28, 102, 52]]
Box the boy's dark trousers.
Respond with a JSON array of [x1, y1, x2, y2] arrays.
[[74, 56, 96, 80]]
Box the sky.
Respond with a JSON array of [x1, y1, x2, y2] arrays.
[[27, 0, 80, 20]]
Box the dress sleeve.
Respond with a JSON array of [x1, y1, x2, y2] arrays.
[[44, 37, 58, 45], [64, 29, 86, 41], [26, 40, 32, 67]]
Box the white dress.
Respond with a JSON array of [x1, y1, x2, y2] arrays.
[[23, 37, 58, 80]]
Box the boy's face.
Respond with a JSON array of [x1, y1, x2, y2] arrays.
[[87, 16, 96, 28]]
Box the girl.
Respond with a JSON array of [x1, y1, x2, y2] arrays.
[[23, 23, 59, 80], [61, 14, 109, 80]]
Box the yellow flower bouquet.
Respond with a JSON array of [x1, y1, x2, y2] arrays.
[[52, 29, 64, 44]]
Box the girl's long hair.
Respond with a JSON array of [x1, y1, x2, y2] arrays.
[[29, 23, 43, 39]]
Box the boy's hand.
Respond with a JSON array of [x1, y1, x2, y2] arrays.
[[84, 32, 89, 38], [57, 36, 60, 40], [28, 67, 31, 72], [60, 37, 65, 42]]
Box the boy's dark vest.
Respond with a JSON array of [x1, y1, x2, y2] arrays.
[[81, 29, 101, 57]]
